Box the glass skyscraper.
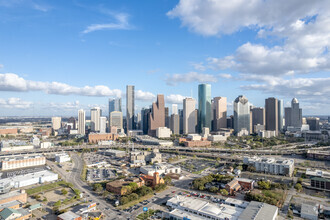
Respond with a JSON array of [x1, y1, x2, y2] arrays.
[[198, 84, 212, 133], [109, 98, 122, 113], [234, 95, 250, 135]]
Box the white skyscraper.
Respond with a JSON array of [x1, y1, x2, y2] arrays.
[[110, 111, 123, 130], [234, 95, 250, 135], [183, 98, 197, 134], [99, 116, 107, 134], [91, 107, 101, 132], [51, 117, 62, 130], [172, 104, 178, 115], [78, 109, 85, 135]]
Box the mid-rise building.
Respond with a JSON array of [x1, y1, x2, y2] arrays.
[[243, 156, 294, 177], [250, 107, 265, 133], [88, 133, 118, 143], [285, 98, 302, 130], [213, 97, 227, 131], [109, 111, 123, 131], [234, 95, 250, 135], [156, 127, 171, 138], [148, 95, 165, 136], [90, 107, 101, 132], [51, 117, 61, 131], [0, 155, 46, 171], [78, 109, 85, 135], [183, 98, 197, 134], [306, 117, 320, 131], [126, 85, 135, 131], [99, 116, 107, 133], [198, 84, 212, 132], [265, 97, 279, 135]]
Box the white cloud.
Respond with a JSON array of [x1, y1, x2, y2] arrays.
[[191, 62, 206, 71], [165, 72, 218, 86], [0, 97, 33, 109], [82, 12, 132, 34], [166, 94, 186, 104], [218, 73, 232, 79], [0, 73, 122, 97], [135, 90, 156, 102]]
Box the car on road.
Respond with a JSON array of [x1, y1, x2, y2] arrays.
[[172, 191, 176, 193]]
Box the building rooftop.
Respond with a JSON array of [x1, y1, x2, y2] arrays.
[[0, 190, 25, 201], [301, 203, 318, 217], [239, 201, 278, 220], [0, 154, 45, 162], [57, 211, 81, 220], [0, 170, 58, 187]]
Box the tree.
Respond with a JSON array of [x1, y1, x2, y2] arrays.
[[220, 189, 228, 196], [297, 178, 303, 184], [61, 189, 68, 195], [294, 183, 303, 192], [209, 186, 218, 193], [54, 201, 61, 207], [236, 165, 243, 171], [93, 183, 103, 192], [128, 193, 139, 201], [164, 176, 172, 185], [258, 181, 271, 190], [128, 182, 138, 191], [120, 196, 129, 205]]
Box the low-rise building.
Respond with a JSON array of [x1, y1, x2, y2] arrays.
[[207, 135, 227, 142], [184, 140, 211, 147], [140, 163, 181, 176], [307, 150, 330, 161], [88, 133, 118, 144], [156, 127, 171, 138], [139, 172, 164, 188], [258, 130, 276, 138], [135, 135, 173, 146], [57, 211, 82, 220], [0, 190, 27, 204], [101, 149, 126, 158], [55, 153, 71, 163], [0, 207, 31, 220], [300, 203, 318, 220], [130, 149, 162, 167], [40, 142, 53, 148], [106, 177, 145, 195], [310, 177, 330, 191], [0, 141, 34, 152], [0, 155, 46, 171], [0, 128, 18, 136], [243, 156, 294, 177]]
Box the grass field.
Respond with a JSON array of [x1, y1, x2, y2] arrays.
[[26, 181, 68, 195]]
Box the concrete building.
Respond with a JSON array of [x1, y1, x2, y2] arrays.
[[135, 135, 173, 147], [106, 177, 144, 195], [55, 153, 71, 163], [265, 97, 279, 135], [258, 130, 276, 138], [300, 203, 318, 220], [285, 98, 302, 130], [306, 117, 320, 131], [0, 141, 34, 152], [126, 85, 135, 131], [234, 95, 250, 135], [110, 111, 123, 131], [51, 117, 61, 131], [57, 211, 82, 220], [250, 107, 265, 133], [78, 109, 85, 135], [198, 84, 212, 133], [213, 97, 227, 131], [148, 95, 165, 137], [172, 104, 178, 115], [170, 114, 180, 135], [130, 149, 162, 167], [141, 108, 151, 135], [140, 163, 181, 176], [101, 149, 126, 158], [90, 107, 101, 132], [0, 155, 46, 171], [88, 133, 118, 143], [0, 190, 27, 204], [243, 156, 294, 177], [165, 107, 170, 128], [278, 99, 284, 131], [99, 116, 107, 134], [156, 127, 171, 138], [183, 98, 197, 134]]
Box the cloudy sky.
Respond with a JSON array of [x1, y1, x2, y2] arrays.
[[0, 0, 329, 116]]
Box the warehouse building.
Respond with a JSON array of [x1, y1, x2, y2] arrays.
[[140, 163, 181, 176], [55, 153, 71, 163], [0, 155, 46, 171]]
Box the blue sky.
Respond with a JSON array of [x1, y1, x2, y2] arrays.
[[0, 0, 329, 116]]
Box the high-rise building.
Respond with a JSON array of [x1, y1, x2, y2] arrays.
[[165, 107, 170, 128], [213, 97, 227, 131], [148, 94, 165, 136], [285, 98, 302, 129], [278, 99, 284, 131], [136, 113, 142, 130], [234, 95, 250, 135], [170, 114, 180, 135], [306, 117, 320, 131], [141, 108, 151, 134], [68, 117, 76, 130], [172, 104, 178, 115], [265, 97, 279, 135], [126, 85, 135, 132], [109, 98, 122, 113], [178, 109, 183, 134], [110, 111, 123, 130], [198, 84, 212, 132], [51, 117, 61, 130], [250, 107, 265, 133], [78, 109, 85, 135], [183, 98, 197, 134], [99, 116, 107, 134], [91, 107, 101, 132]]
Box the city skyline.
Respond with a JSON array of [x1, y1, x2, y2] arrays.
[[0, 0, 329, 116]]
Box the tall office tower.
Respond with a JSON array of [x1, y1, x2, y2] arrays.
[[170, 114, 180, 134], [51, 117, 62, 130], [178, 109, 184, 134], [68, 117, 76, 130], [136, 113, 142, 130], [141, 108, 151, 134], [165, 107, 170, 128], [183, 98, 197, 134], [78, 109, 86, 135], [110, 111, 123, 130], [109, 98, 122, 113], [213, 97, 227, 131], [99, 116, 107, 133], [250, 107, 265, 133], [234, 95, 250, 135], [148, 94, 165, 136], [227, 115, 234, 129], [172, 104, 178, 115], [198, 84, 212, 132], [265, 97, 279, 135], [90, 107, 101, 132], [285, 98, 302, 129], [306, 117, 320, 131], [278, 99, 284, 131], [126, 85, 135, 132]]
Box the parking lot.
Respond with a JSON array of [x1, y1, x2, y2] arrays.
[[178, 159, 216, 173], [86, 168, 115, 182]]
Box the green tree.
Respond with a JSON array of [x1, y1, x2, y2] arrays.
[[297, 178, 303, 184], [61, 189, 68, 195], [209, 186, 218, 193], [220, 189, 229, 196], [128, 193, 139, 201], [120, 196, 129, 205], [54, 200, 62, 207], [128, 182, 139, 191], [164, 176, 172, 185], [294, 183, 303, 192], [93, 183, 103, 192]]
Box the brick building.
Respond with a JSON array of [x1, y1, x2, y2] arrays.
[[88, 133, 118, 143]]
